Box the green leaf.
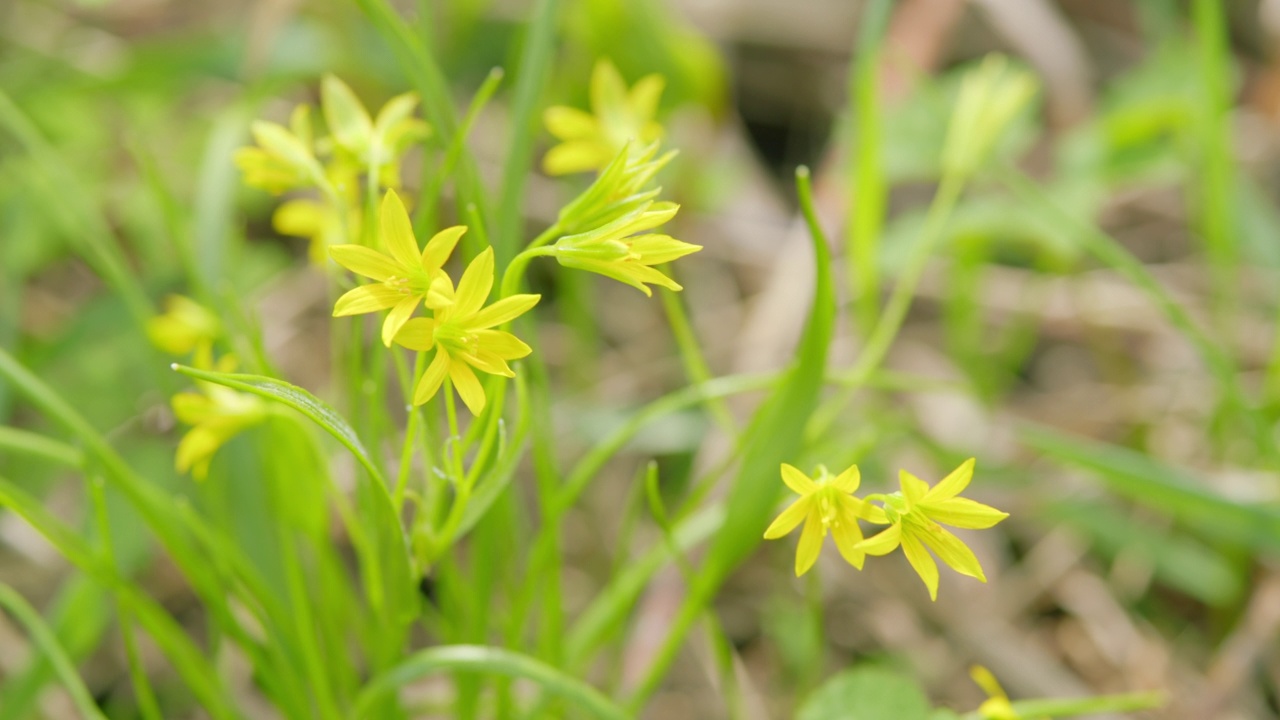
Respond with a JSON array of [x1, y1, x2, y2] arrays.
[[352, 645, 627, 720], [797, 667, 932, 720], [0, 584, 108, 720], [173, 365, 384, 484], [1020, 424, 1280, 554]]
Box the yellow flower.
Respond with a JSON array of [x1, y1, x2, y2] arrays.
[[234, 106, 325, 195], [330, 190, 465, 346], [171, 356, 266, 481], [552, 201, 700, 295], [320, 75, 430, 191], [763, 463, 884, 576], [855, 458, 1008, 600], [146, 295, 220, 361], [272, 198, 359, 266], [543, 59, 664, 175], [392, 247, 540, 415], [970, 666, 1025, 720]]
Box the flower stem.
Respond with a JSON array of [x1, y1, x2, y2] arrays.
[[499, 245, 558, 298]]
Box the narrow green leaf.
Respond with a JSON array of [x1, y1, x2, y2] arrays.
[[0, 584, 108, 720], [352, 645, 627, 720], [1020, 424, 1280, 554]]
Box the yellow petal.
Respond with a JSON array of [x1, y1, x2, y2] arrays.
[[394, 318, 436, 352], [373, 92, 420, 137], [426, 274, 455, 310], [900, 470, 930, 507], [763, 497, 810, 539], [780, 463, 817, 495], [922, 497, 1008, 529], [322, 74, 374, 153], [590, 59, 627, 120], [469, 294, 540, 329], [901, 533, 940, 601], [917, 522, 986, 582], [831, 464, 860, 493], [171, 392, 213, 424], [380, 190, 421, 269], [544, 106, 598, 140], [422, 225, 466, 271], [855, 524, 901, 556], [449, 361, 486, 415], [831, 504, 866, 569], [381, 295, 420, 347], [454, 248, 494, 318], [333, 284, 403, 316], [926, 457, 975, 503], [272, 199, 327, 237], [628, 234, 701, 264], [176, 425, 222, 479], [472, 329, 533, 359], [859, 502, 890, 524], [543, 140, 612, 175], [413, 350, 451, 406], [795, 512, 824, 576], [627, 75, 665, 128], [460, 349, 515, 378], [331, 245, 401, 281]]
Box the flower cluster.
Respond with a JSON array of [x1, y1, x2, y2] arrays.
[[235, 75, 429, 263], [331, 190, 539, 415], [541, 59, 700, 295], [764, 458, 1008, 600]]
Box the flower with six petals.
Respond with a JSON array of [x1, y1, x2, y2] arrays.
[[855, 458, 1008, 600], [330, 190, 464, 346], [543, 59, 664, 175], [392, 247, 540, 415], [764, 463, 885, 576]]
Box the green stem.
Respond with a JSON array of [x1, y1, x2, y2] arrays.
[[659, 282, 738, 437], [0, 584, 109, 720], [500, 246, 558, 298]]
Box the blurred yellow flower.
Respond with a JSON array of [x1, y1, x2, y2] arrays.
[[330, 190, 464, 346], [764, 463, 884, 576], [393, 248, 539, 415], [321, 75, 430, 190], [970, 666, 1025, 720], [552, 201, 700, 295], [856, 458, 1008, 600], [272, 199, 359, 266], [234, 106, 324, 195], [171, 355, 266, 481], [557, 140, 675, 236], [146, 295, 220, 362], [543, 59, 664, 175]]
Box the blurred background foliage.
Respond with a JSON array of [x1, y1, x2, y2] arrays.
[[3, 0, 1280, 718]]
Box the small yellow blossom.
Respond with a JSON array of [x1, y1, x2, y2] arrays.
[[970, 666, 1026, 720], [234, 106, 325, 195], [320, 75, 430, 190], [552, 201, 700, 295], [856, 458, 1008, 600], [764, 463, 884, 576], [543, 59, 665, 175], [558, 141, 675, 236], [330, 190, 464, 346], [272, 199, 359, 266], [393, 248, 539, 415], [147, 295, 220, 362], [171, 355, 267, 481]]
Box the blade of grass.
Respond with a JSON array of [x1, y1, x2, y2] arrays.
[[0, 426, 83, 467], [494, 0, 560, 266], [352, 645, 627, 720], [0, 583, 108, 720], [846, 0, 892, 334], [628, 166, 837, 709]]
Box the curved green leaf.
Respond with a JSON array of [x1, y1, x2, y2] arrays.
[[0, 584, 108, 720]]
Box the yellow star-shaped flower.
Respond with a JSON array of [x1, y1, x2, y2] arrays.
[[542, 59, 665, 175], [330, 190, 464, 346], [856, 458, 1008, 600], [392, 247, 540, 415], [764, 463, 884, 576]]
